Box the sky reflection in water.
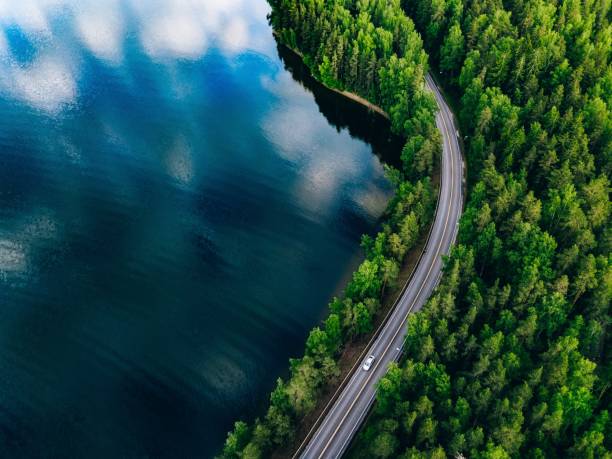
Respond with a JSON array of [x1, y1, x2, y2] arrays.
[[0, 1, 396, 457]]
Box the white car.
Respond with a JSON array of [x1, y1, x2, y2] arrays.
[[362, 355, 375, 371]]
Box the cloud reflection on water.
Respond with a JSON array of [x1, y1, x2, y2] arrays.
[[260, 71, 390, 219], [8, 54, 77, 112], [0, 0, 390, 249], [0, 0, 273, 112], [0, 239, 27, 274], [165, 136, 194, 185], [74, 1, 125, 65], [0, 2, 395, 456]]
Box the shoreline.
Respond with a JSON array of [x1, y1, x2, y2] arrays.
[[334, 88, 390, 120], [269, 33, 441, 459], [276, 37, 390, 120]]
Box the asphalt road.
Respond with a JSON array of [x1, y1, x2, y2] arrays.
[[297, 74, 464, 459]]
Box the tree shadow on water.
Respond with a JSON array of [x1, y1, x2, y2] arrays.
[[276, 43, 404, 169]]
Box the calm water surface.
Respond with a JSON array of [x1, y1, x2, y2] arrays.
[[0, 1, 401, 457]]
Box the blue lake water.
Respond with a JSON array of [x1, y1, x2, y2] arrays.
[[0, 1, 401, 457]]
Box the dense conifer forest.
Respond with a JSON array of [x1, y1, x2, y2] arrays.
[[351, 0, 611, 456], [222, 0, 610, 457]]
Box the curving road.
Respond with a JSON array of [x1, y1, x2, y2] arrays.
[[295, 74, 464, 459]]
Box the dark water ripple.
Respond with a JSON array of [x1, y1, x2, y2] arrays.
[[0, 0, 403, 457]]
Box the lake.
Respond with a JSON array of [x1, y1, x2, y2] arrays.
[[0, 1, 401, 457]]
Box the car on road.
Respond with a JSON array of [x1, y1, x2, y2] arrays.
[[362, 355, 375, 371]]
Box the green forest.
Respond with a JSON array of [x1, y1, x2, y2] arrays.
[[351, 0, 611, 456], [222, 0, 611, 457], [221, 0, 446, 457]]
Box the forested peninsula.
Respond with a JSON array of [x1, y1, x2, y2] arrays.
[[222, 0, 611, 457]]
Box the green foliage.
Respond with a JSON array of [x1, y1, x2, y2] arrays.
[[219, 1, 442, 455], [222, 421, 250, 458], [352, 0, 612, 456], [269, 0, 443, 176], [221, 175, 435, 457], [401, 132, 441, 178]]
